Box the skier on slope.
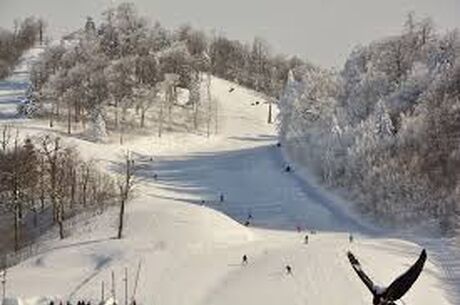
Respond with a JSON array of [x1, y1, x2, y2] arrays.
[[219, 192, 224, 202], [242, 254, 248, 265], [285, 265, 292, 275], [304, 234, 309, 244]]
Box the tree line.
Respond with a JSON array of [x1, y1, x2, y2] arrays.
[[0, 17, 43, 79], [0, 125, 117, 253], [278, 13, 460, 235], [28, 2, 306, 141]]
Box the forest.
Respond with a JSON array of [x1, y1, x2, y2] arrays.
[[278, 13, 460, 235]]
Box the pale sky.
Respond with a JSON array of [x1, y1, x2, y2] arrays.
[[0, 0, 459, 68]]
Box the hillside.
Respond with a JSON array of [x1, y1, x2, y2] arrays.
[[0, 49, 454, 304]]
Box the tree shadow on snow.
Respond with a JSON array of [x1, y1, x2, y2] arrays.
[[133, 144, 376, 234]]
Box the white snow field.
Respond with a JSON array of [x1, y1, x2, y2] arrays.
[[0, 49, 455, 305]]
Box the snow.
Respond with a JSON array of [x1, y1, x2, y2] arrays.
[[0, 46, 43, 120], [0, 51, 454, 305]]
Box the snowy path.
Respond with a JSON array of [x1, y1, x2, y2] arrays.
[[0, 54, 453, 305]]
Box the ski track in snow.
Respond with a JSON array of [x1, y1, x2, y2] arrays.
[[0, 47, 457, 305]]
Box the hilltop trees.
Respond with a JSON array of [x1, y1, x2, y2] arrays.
[[277, 14, 460, 234], [0, 17, 43, 79]]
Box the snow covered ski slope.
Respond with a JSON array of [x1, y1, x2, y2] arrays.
[[0, 57, 453, 305]]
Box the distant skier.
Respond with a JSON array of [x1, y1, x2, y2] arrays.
[[229, 87, 235, 93], [285, 165, 291, 172], [304, 234, 309, 244], [285, 265, 292, 275], [276, 142, 281, 147], [349, 233, 354, 243], [201, 199, 206, 205], [244, 220, 250, 226], [219, 192, 224, 203], [242, 254, 248, 265], [296, 225, 301, 233], [153, 173, 158, 180], [247, 212, 253, 220], [49, 301, 54, 305]]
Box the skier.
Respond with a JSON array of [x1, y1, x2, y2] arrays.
[[219, 192, 224, 203], [349, 233, 354, 243], [153, 173, 158, 181], [229, 87, 235, 93], [242, 254, 248, 265], [285, 165, 291, 172], [304, 234, 309, 244], [244, 220, 250, 226], [296, 225, 301, 233], [285, 265, 292, 275], [276, 142, 281, 147]]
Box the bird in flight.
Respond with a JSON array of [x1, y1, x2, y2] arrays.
[[347, 249, 427, 305]]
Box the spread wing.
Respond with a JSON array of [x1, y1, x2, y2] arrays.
[[384, 249, 427, 301], [347, 251, 378, 296]]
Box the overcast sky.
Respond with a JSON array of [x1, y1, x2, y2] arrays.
[[1, 0, 459, 68]]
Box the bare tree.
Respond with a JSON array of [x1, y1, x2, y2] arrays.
[[117, 152, 135, 239]]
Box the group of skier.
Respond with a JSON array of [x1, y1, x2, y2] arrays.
[[49, 300, 90, 305], [239, 231, 355, 277]]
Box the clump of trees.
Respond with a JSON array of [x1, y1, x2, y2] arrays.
[[30, 2, 305, 141], [278, 13, 460, 235], [0, 126, 116, 252], [0, 17, 43, 79]]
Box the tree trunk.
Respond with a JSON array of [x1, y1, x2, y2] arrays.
[[67, 105, 72, 134], [14, 204, 20, 252], [117, 195, 125, 239], [57, 202, 64, 239], [268, 100, 272, 124], [140, 109, 145, 128], [115, 99, 119, 128]]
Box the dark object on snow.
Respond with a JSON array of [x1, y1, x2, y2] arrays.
[[244, 220, 250, 226], [242, 254, 248, 265], [296, 225, 301, 232], [276, 142, 281, 147], [285, 165, 291, 172], [347, 249, 427, 305], [153, 173, 158, 180], [304, 235, 309, 244], [286, 265, 292, 274], [349, 233, 354, 243], [229, 87, 235, 93], [49, 301, 54, 305], [220, 193, 224, 202], [255, 101, 260, 105], [201, 199, 205, 205]]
